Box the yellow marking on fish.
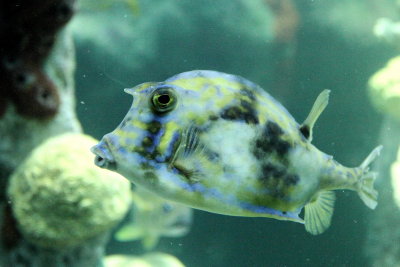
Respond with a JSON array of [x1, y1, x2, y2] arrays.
[[170, 77, 241, 93], [113, 129, 139, 151], [115, 128, 139, 139], [132, 119, 148, 129], [158, 121, 180, 154], [184, 111, 210, 125]]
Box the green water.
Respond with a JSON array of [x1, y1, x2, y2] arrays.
[[72, 0, 397, 266]]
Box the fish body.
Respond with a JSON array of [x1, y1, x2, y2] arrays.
[[92, 70, 381, 234]]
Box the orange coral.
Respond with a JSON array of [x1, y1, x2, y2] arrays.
[[0, 0, 76, 119]]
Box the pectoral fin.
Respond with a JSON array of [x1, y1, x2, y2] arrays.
[[304, 190, 335, 235], [170, 125, 206, 182], [300, 89, 330, 142]]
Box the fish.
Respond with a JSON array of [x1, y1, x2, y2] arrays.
[[115, 186, 193, 250], [91, 70, 382, 235]]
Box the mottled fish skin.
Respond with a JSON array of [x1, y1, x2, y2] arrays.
[[91, 70, 380, 231]]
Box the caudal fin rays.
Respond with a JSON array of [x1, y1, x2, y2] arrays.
[[357, 145, 383, 210]]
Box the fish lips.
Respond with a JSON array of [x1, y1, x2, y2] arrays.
[[90, 140, 117, 171]]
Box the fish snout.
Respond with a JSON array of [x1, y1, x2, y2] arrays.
[[90, 140, 117, 170]]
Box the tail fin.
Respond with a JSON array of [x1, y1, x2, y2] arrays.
[[357, 145, 383, 209]]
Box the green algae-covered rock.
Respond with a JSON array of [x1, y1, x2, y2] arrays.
[[104, 253, 185, 267], [8, 133, 131, 249], [368, 56, 400, 121]]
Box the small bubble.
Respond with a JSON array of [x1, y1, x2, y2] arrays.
[[80, 101, 85, 105], [82, 74, 87, 78]]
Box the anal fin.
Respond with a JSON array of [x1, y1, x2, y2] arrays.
[[304, 190, 335, 235]]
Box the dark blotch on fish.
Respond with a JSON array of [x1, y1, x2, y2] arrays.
[[148, 120, 162, 134], [284, 174, 299, 186], [137, 118, 164, 164], [258, 162, 299, 198], [142, 136, 153, 148], [299, 125, 310, 140], [261, 163, 299, 187], [253, 121, 299, 198], [239, 88, 257, 102], [219, 87, 259, 124], [220, 101, 259, 124], [253, 121, 291, 160], [144, 171, 158, 183], [261, 163, 286, 179]]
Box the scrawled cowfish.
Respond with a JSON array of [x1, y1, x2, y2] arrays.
[[91, 70, 382, 234]]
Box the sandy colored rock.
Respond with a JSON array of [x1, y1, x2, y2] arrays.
[[104, 253, 185, 267], [7, 133, 131, 249]]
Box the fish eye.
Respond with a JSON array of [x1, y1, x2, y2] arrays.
[[151, 88, 177, 113]]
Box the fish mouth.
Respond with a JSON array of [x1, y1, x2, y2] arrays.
[[90, 140, 117, 171], [171, 217, 191, 229]]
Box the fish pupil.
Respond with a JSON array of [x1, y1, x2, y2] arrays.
[[158, 94, 170, 105]]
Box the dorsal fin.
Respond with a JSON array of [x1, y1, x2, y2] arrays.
[[124, 82, 157, 95], [300, 89, 330, 142]]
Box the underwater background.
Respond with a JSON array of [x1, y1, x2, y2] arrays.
[[1, 0, 400, 266]]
